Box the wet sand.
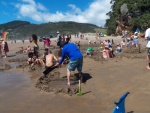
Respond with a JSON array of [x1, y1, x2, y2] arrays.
[[0, 35, 150, 113]]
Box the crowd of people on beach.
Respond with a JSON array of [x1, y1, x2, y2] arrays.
[[0, 27, 150, 85], [84, 27, 150, 66], [22, 31, 83, 86]]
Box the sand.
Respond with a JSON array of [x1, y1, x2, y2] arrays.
[[0, 35, 150, 113]]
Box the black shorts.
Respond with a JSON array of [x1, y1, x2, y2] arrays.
[[45, 66, 50, 69]]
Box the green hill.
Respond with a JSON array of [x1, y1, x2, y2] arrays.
[[0, 20, 106, 39]]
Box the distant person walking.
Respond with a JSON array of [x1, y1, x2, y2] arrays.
[[29, 37, 32, 43], [22, 39, 24, 44], [57, 31, 62, 48]]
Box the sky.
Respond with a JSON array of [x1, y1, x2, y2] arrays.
[[0, 0, 111, 27]]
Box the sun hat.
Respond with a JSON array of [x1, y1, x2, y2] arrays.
[[134, 32, 138, 34]]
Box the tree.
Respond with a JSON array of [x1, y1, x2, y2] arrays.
[[105, 0, 150, 35]]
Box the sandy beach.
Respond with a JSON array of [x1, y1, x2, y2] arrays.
[[0, 35, 150, 113]]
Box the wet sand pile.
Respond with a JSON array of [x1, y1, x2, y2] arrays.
[[16, 49, 23, 54], [16, 63, 28, 69], [8, 58, 27, 62], [35, 71, 79, 96], [122, 46, 146, 59], [0, 64, 11, 72], [80, 43, 146, 61], [80, 44, 109, 63]]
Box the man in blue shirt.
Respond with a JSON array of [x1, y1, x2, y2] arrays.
[[56, 41, 83, 86]]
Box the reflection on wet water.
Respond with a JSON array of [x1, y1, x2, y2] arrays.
[[0, 72, 31, 95]]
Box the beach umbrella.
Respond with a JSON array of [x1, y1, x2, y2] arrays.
[[112, 92, 129, 113]]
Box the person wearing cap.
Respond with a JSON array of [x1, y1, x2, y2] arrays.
[[86, 47, 93, 56], [133, 32, 139, 47], [55, 40, 83, 86], [145, 28, 150, 69]]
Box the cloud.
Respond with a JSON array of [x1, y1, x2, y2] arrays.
[[15, 0, 111, 26], [68, 4, 81, 14]]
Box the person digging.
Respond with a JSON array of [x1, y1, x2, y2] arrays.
[[55, 40, 83, 86]]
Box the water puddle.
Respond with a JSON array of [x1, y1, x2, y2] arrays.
[[0, 72, 30, 92], [9, 63, 19, 68]]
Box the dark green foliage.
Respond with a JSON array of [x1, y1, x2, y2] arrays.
[[105, 0, 150, 35]]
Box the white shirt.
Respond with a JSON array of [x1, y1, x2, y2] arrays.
[[145, 28, 150, 38], [145, 28, 150, 48]]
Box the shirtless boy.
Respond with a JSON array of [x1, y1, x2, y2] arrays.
[[45, 50, 58, 69]]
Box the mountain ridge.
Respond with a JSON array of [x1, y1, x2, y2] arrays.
[[0, 20, 106, 39]]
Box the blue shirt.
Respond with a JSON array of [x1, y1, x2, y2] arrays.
[[59, 43, 83, 64]]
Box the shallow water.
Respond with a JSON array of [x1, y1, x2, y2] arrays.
[[0, 72, 102, 113]]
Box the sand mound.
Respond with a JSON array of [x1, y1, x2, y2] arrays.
[[35, 72, 79, 96], [0, 64, 11, 72]]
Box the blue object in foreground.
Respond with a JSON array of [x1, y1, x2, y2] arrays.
[[112, 92, 130, 113]]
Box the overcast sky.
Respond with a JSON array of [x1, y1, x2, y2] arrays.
[[0, 0, 111, 26]]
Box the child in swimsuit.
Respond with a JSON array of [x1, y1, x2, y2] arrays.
[[101, 46, 110, 59], [116, 44, 122, 53]]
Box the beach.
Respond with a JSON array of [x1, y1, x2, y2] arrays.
[[0, 35, 150, 113]]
